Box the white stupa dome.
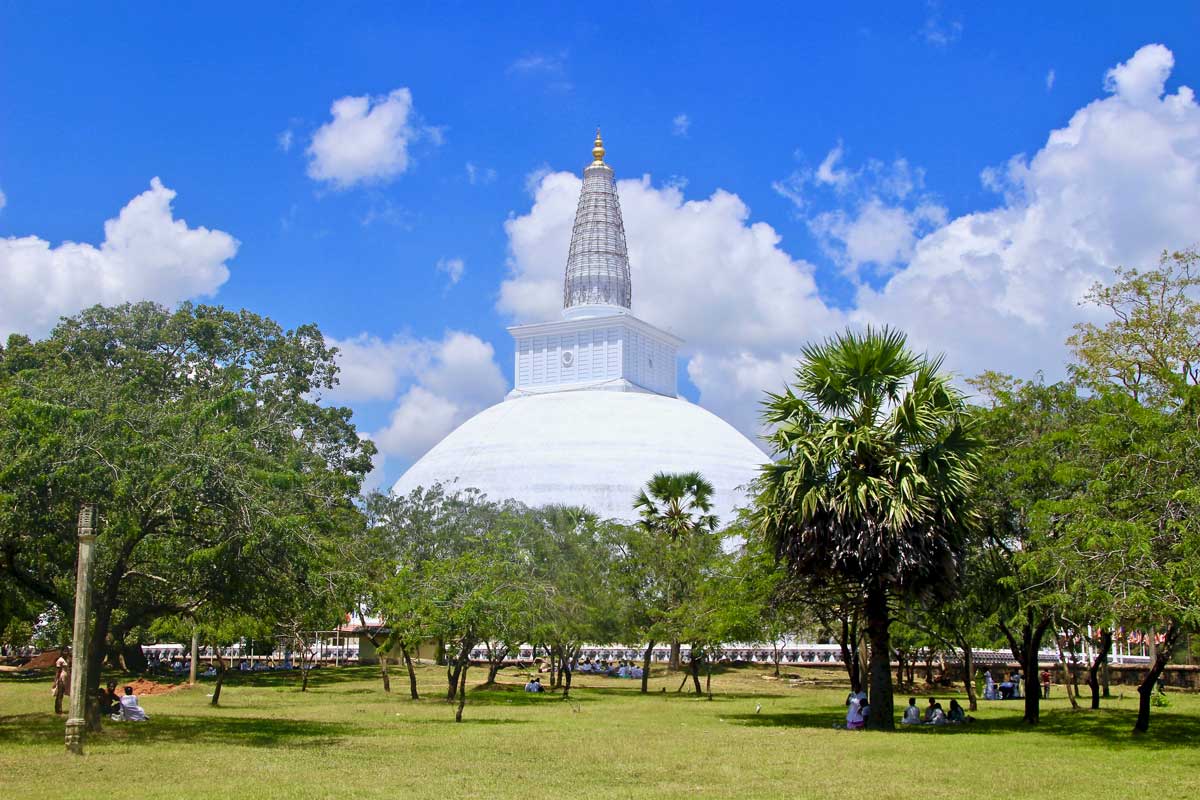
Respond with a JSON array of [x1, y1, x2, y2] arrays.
[[391, 389, 765, 523], [392, 131, 769, 524]]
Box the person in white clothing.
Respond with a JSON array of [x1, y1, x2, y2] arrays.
[[116, 686, 150, 722], [901, 697, 921, 724]]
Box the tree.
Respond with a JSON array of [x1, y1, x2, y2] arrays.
[[1060, 250, 1200, 733], [970, 373, 1087, 724], [633, 471, 719, 670], [0, 303, 373, 704], [754, 327, 983, 730], [521, 506, 622, 699]]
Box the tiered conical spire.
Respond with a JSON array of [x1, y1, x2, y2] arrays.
[[563, 129, 632, 314]]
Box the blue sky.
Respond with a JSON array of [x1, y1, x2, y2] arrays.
[[2, 2, 1199, 487]]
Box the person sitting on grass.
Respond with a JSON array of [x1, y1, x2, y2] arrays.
[[99, 681, 120, 717], [924, 697, 938, 723], [845, 693, 866, 730], [524, 676, 544, 693], [948, 698, 972, 723], [116, 686, 150, 722], [927, 703, 947, 725], [902, 697, 921, 725]]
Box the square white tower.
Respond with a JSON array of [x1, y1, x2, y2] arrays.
[[508, 311, 681, 398]]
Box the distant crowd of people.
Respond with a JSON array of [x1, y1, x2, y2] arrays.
[[577, 659, 644, 679], [983, 669, 1032, 700]]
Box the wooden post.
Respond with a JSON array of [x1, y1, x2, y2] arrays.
[[65, 504, 97, 755]]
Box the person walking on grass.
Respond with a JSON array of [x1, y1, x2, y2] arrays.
[[1041, 669, 1051, 699]]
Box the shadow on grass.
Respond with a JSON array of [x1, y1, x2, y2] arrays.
[[404, 717, 530, 726], [0, 712, 358, 749], [724, 706, 1197, 749]]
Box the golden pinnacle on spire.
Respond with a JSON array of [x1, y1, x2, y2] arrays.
[[591, 128, 606, 164]]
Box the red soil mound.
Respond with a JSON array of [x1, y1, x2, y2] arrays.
[[121, 677, 184, 696], [23, 649, 65, 670]]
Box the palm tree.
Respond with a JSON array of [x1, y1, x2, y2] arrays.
[[634, 471, 719, 669], [753, 327, 983, 730]]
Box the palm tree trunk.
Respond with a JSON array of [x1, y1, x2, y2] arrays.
[[864, 581, 894, 730]]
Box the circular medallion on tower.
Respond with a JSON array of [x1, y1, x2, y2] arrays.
[[561, 350, 574, 367]]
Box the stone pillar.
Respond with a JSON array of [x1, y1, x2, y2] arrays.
[[65, 504, 97, 755], [189, 626, 199, 685]]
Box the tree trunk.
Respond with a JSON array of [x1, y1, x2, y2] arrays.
[[640, 641, 655, 694], [836, 617, 862, 694], [120, 641, 148, 674], [895, 652, 905, 688], [379, 654, 391, 693], [446, 660, 463, 702], [447, 641, 471, 701], [1134, 623, 1180, 734], [1001, 611, 1051, 724], [690, 655, 703, 694], [705, 657, 713, 700], [1087, 630, 1111, 710], [435, 636, 446, 666], [864, 581, 894, 731], [1056, 636, 1078, 709], [454, 659, 469, 723], [961, 643, 978, 712], [211, 654, 226, 707], [401, 646, 419, 700], [301, 661, 310, 692], [772, 642, 781, 677]]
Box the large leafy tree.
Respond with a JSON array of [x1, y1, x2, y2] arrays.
[[753, 327, 983, 730], [1057, 249, 1200, 733], [0, 303, 373, 702]]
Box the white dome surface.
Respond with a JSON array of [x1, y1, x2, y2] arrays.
[[391, 390, 767, 524]]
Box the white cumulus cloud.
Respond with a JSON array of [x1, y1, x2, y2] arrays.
[[371, 331, 507, 463], [672, 114, 691, 137], [306, 88, 435, 188], [499, 44, 1200, 444], [0, 178, 237, 339], [326, 330, 506, 461], [852, 43, 1200, 382]]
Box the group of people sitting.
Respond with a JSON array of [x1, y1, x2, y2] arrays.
[[577, 659, 644, 679], [983, 670, 1023, 700], [844, 690, 870, 729], [523, 676, 545, 693], [99, 680, 150, 722], [901, 697, 972, 725]]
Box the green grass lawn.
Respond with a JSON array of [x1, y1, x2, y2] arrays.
[[1, 663, 1198, 799]]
